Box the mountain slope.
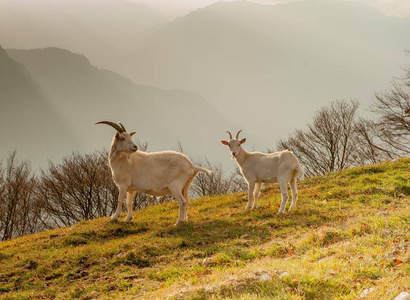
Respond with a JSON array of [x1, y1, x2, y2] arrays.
[[114, 0, 410, 149], [1, 158, 409, 299], [6, 47, 238, 164], [0, 45, 77, 167]]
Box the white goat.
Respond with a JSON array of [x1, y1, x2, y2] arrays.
[[97, 121, 211, 225], [221, 130, 304, 214]]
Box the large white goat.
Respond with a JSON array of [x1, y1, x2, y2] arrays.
[[97, 121, 211, 225], [221, 130, 304, 214]]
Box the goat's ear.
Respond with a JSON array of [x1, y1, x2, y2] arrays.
[[221, 140, 229, 146], [130, 132, 136, 137], [240, 138, 246, 144], [115, 132, 120, 139]]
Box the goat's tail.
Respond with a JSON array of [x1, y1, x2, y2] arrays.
[[193, 165, 213, 175], [295, 162, 304, 181]]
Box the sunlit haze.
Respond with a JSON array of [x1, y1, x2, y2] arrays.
[[1, 0, 410, 169], [128, 0, 410, 17]]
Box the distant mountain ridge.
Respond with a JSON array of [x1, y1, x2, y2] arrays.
[[0, 0, 168, 66], [111, 0, 410, 149], [0, 45, 77, 167], [6, 47, 239, 167], [2, 0, 409, 164]]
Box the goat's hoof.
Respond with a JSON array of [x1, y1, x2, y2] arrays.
[[124, 217, 133, 222], [109, 217, 119, 222], [277, 211, 284, 216], [174, 220, 185, 226], [245, 206, 251, 210]]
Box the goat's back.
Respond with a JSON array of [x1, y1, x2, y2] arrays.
[[131, 150, 195, 173], [242, 150, 301, 181]]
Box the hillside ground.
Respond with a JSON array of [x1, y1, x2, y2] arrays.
[[0, 158, 409, 299]]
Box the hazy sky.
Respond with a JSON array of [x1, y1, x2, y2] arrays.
[[130, 0, 410, 17], [2, 0, 409, 168]]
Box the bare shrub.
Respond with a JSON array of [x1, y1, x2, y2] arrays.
[[37, 150, 119, 228], [277, 99, 360, 177], [0, 151, 39, 240], [353, 118, 395, 165], [368, 77, 410, 156], [192, 158, 246, 197], [353, 52, 410, 160]]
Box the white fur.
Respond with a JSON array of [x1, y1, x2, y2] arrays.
[[106, 130, 211, 225], [222, 133, 304, 214]]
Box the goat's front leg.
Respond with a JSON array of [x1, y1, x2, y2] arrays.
[[246, 181, 255, 210], [124, 191, 136, 222], [253, 182, 261, 209], [111, 186, 127, 221]]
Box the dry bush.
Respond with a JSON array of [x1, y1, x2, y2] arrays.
[[368, 66, 410, 156], [354, 51, 410, 161], [192, 158, 246, 197], [277, 99, 360, 177], [37, 150, 118, 228], [0, 151, 40, 240]]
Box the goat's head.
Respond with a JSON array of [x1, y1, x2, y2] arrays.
[[221, 130, 246, 159], [96, 121, 138, 154]]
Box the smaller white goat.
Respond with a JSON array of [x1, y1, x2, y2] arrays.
[[97, 121, 211, 225], [221, 130, 304, 214]]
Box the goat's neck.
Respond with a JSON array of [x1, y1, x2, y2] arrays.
[[235, 146, 249, 165], [109, 146, 131, 170]]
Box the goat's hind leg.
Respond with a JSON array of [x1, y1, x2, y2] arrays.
[[182, 176, 194, 222], [170, 185, 187, 226], [182, 187, 191, 222], [277, 180, 289, 215], [289, 175, 298, 211]]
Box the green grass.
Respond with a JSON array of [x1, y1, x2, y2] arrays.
[[1, 158, 409, 299]]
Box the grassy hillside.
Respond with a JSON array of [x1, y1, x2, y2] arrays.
[[1, 159, 409, 299]]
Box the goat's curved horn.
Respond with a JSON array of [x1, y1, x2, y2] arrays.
[[119, 122, 127, 132], [226, 131, 233, 139], [95, 121, 125, 133], [236, 130, 242, 139]]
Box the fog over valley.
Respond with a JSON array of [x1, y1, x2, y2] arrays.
[[1, 0, 409, 169]]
